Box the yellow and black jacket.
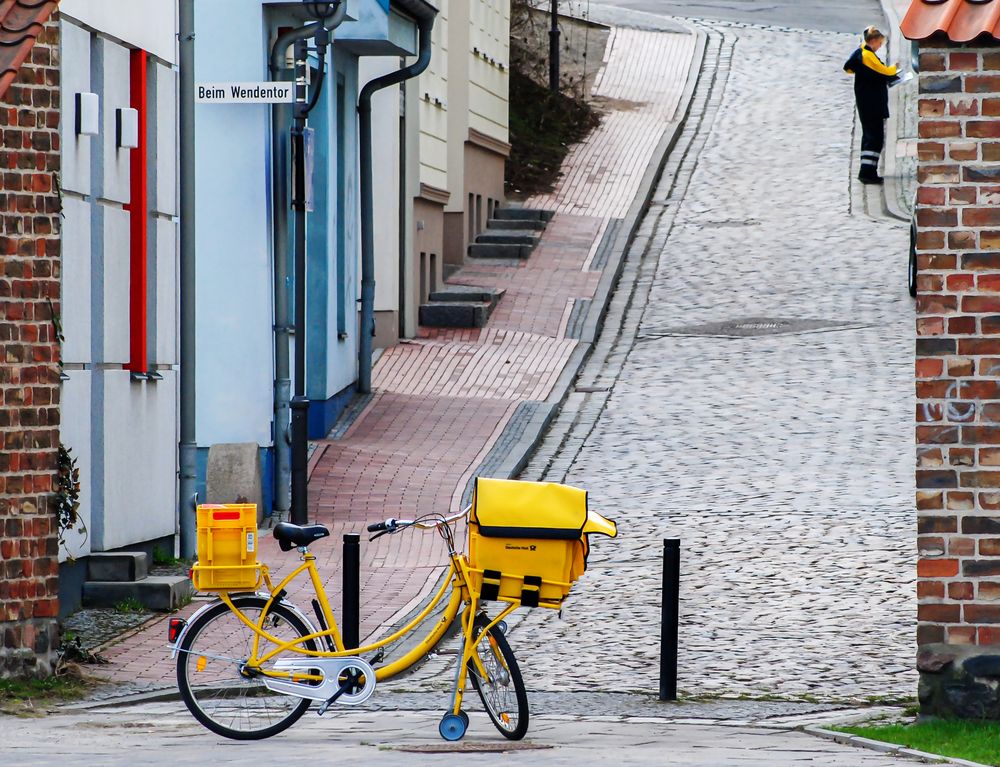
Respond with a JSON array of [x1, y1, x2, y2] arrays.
[[843, 44, 898, 119]]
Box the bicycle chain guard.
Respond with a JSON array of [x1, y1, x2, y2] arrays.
[[264, 657, 376, 705]]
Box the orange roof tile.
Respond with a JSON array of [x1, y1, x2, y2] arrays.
[[0, 0, 59, 100]]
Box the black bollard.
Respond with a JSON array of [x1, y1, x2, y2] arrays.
[[343, 533, 361, 650], [659, 538, 680, 701]]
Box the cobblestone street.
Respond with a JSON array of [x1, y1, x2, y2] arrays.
[[508, 19, 915, 704]]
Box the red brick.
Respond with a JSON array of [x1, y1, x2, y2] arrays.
[[919, 98, 946, 116], [950, 97, 980, 116], [969, 121, 1000, 139], [918, 603, 961, 622], [965, 604, 1000, 623], [948, 626, 978, 644], [949, 186, 978, 205], [949, 581, 975, 600], [950, 52, 979, 71], [918, 141, 945, 161], [918, 580, 945, 598], [950, 142, 979, 162], [967, 76, 1000, 94], [918, 208, 959, 228], [949, 317, 977, 335], [985, 98, 1000, 117], [921, 52, 946, 71], [918, 558, 960, 577], [919, 187, 947, 205], [963, 208, 1000, 227]]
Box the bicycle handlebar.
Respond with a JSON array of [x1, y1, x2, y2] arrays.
[[366, 506, 471, 535]]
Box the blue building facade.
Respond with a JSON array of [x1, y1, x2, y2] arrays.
[[192, 0, 420, 516]]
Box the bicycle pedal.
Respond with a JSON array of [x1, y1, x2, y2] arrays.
[[368, 648, 385, 666]]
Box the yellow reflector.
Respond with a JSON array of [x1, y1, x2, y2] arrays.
[[196, 656, 207, 672], [501, 713, 510, 724]]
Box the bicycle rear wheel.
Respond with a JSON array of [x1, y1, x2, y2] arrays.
[[467, 616, 529, 740], [176, 596, 317, 740]]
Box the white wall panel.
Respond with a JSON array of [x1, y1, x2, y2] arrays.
[[155, 218, 178, 365], [61, 196, 91, 365], [102, 206, 131, 365], [100, 370, 177, 550], [98, 38, 132, 205], [59, 20, 92, 196], [154, 63, 177, 217], [60, 0, 177, 65]]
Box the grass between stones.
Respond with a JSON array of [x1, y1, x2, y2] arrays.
[[0, 674, 94, 717], [835, 720, 1000, 766]]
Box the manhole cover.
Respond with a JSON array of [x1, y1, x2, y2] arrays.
[[638, 317, 866, 340], [395, 742, 554, 754]]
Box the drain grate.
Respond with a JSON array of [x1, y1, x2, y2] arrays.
[[638, 317, 867, 340]]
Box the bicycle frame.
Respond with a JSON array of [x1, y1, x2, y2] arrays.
[[209, 544, 517, 696]]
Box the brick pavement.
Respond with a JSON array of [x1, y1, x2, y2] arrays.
[[92, 24, 699, 689]]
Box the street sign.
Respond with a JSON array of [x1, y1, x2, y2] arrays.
[[195, 82, 294, 104]]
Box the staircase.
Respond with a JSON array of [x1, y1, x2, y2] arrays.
[[467, 207, 554, 260], [82, 552, 192, 611], [419, 207, 553, 329], [418, 285, 506, 329]]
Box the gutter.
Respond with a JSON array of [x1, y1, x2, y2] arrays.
[[357, 3, 436, 394], [268, 6, 347, 522]]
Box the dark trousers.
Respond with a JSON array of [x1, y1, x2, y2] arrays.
[[859, 111, 885, 174]]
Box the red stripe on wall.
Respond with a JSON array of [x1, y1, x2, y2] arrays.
[[126, 48, 148, 373]]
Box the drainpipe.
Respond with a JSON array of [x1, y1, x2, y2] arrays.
[[268, 5, 347, 524], [178, 0, 198, 557], [358, 9, 435, 393]]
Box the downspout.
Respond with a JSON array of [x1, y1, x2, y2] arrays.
[[178, 0, 197, 557], [357, 10, 435, 394], [268, 5, 346, 523]]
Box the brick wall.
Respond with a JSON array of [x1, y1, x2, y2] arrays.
[[915, 42, 1000, 648], [0, 18, 61, 677]]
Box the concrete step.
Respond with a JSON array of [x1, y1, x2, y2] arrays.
[[468, 242, 533, 259], [475, 230, 539, 246], [428, 285, 505, 306], [487, 218, 546, 231], [419, 301, 492, 328], [82, 576, 193, 612], [493, 207, 554, 223], [86, 552, 149, 583]]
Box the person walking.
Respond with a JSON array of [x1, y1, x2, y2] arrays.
[[844, 26, 899, 185]]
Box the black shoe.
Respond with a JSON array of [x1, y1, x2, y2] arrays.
[[858, 171, 884, 185]]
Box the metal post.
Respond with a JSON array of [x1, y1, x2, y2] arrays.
[[659, 538, 680, 701], [343, 533, 361, 650], [177, 0, 198, 557], [549, 0, 560, 92]]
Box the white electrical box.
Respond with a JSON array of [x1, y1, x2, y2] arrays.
[[116, 107, 139, 149], [75, 92, 99, 136]]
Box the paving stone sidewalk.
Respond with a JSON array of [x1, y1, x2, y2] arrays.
[[86, 22, 700, 692]]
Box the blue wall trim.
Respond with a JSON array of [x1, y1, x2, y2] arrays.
[[308, 383, 357, 439]]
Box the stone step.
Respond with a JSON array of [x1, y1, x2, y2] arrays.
[[492, 207, 554, 222], [86, 552, 149, 583], [419, 301, 492, 328], [475, 230, 540, 246], [487, 218, 546, 231], [468, 242, 533, 259], [428, 285, 505, 306], [82, 576, 193, 612]]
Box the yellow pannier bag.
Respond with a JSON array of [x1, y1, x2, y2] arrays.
[[191, 504, 262, 591], [467, 478, 617, 608]]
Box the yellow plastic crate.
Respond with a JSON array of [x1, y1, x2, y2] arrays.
[[466, 478, 617, 608], [191, 504, 261, 591]]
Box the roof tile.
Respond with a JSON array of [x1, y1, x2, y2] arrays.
[[0, 0, 59, 101]]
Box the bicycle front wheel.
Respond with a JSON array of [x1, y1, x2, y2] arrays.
[[467, 616, 529, 740], [176, 596, 317, 740]]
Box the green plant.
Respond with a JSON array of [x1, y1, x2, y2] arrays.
[[55, 443, 86, 553], [113, 597, 145, 615], [152, 547, 181, 566]]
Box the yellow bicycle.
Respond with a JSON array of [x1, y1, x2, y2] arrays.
[[169, 478, 617, 742]]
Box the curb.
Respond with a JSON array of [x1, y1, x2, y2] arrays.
[[806, 725, 991, 767], [491, 25, 709, 484]]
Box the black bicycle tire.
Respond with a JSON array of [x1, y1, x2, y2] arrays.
[[176, 596, 316, 740], [467, 619, 529, 740]]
